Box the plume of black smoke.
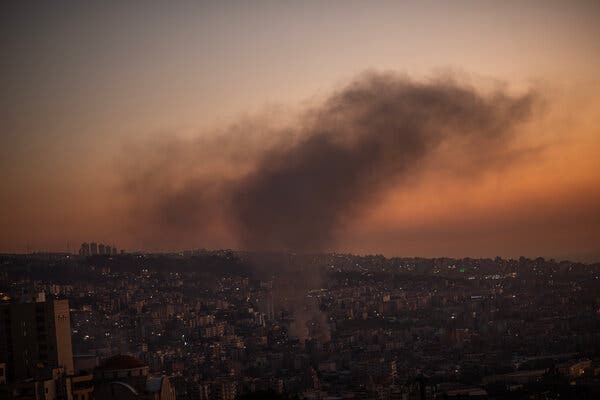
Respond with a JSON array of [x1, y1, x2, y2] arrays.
[[122, 72, 536, 251], [230, 73, 535, 251], [121, 72, 537, 342]]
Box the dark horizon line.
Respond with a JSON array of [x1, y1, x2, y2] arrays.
[[1, 248, 599, 265]]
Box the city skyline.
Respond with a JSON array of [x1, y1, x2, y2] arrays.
[[1, 251, 599, 399]]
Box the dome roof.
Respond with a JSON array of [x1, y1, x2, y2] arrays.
[[98, 354, 145, 370]]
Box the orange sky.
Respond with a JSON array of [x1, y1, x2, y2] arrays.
[[1, 1, 599, 259]]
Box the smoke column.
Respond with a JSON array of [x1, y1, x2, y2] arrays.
[[123, 72, 536, 252], [122, 71, 537, 341], [230, 73, 535, 251]]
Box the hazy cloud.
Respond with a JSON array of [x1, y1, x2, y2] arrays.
[[121, 72, 538, 252]]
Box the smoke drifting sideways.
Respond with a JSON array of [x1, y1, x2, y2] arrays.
[[121, 72, 537, 253], [120, 72, 537, 342]]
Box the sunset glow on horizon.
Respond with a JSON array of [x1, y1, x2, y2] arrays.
[[1, 1, 599, 260]]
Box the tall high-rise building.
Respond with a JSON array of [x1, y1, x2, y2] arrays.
[[90, 242, 98, 256], [105, 245, 111, 256], [79, 243, 90, 257], [98, 244, 105, 255], [0, 297, 74, 382]]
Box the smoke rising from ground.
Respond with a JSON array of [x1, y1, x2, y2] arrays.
[[122, 72, 537, 252], [120, 71, 538, 342]]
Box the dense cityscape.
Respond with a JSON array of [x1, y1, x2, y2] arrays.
[[4, 1, 600, 399], [1, 249, 599, 399]]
